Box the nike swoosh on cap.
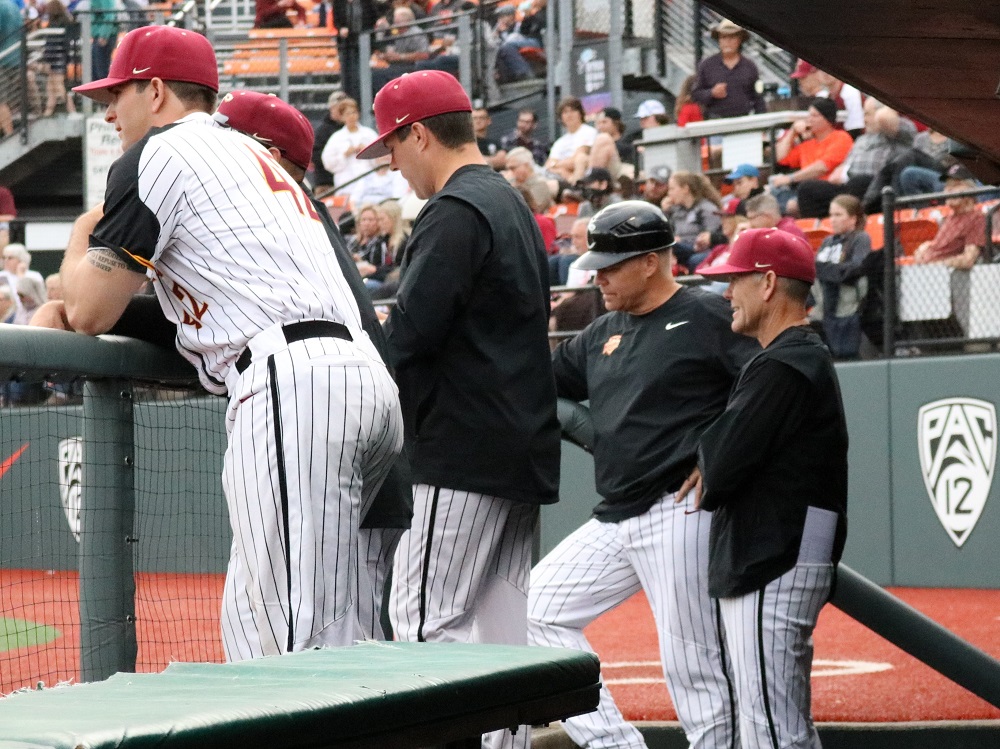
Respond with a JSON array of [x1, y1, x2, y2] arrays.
[[395, 114, 410, 124], [755, 262, 772, 268], [664, 321, 689, 331], [132, 66, 152, 74]]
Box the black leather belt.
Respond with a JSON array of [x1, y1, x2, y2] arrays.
[[235, 320, 352, 374]]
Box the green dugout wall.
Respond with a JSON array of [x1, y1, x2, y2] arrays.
[[2, 351, 1000, 587]]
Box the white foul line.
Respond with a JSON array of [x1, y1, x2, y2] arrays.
[[601, 659, 893, 685]]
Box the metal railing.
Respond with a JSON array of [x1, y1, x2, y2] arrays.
[[880, 185, 1000, 357]]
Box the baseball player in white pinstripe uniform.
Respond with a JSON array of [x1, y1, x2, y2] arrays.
[[528, 201, 757, 749], [61, 26, 403, 659], [358, 71, 561, 749], [213, 90, 414, 641], [695, 228, 848, 749]]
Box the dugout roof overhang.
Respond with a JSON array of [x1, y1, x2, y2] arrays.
[[706, 0, 1000, 183]]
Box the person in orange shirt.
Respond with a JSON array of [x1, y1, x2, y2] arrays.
[[769, 97, 853, 216]]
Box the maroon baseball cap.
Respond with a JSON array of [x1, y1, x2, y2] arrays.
[[699, 227, 816, 283], [214, 91, 314, 171], [74, 26, 219, 104], [357, 70, 472, 159], [790, 60, 818, 80]]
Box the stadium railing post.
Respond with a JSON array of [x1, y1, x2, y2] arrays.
[[79, 379, 138, 682]]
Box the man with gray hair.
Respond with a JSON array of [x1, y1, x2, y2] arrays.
[[744, 193, 809, 242], [506, 146, 554, 209]]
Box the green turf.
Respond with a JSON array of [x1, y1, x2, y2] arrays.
[[0, 618, 61, 651]]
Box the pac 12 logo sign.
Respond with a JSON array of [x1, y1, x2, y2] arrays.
[[918, 398, 995, 548]]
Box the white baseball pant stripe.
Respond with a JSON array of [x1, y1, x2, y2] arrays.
[[528, 492, 737, 749], [390, 485, 538, 749], [718, 563, 833, 749], [221, 336, 403, 661], [356, 527, 405, 640]]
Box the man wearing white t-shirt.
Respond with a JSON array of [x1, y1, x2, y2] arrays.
[[321, 97, 378, 191], [545, 97, 597, 185]]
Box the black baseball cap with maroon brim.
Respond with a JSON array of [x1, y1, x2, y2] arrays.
[[357, 70, 473, 160], [73, 26, 219, 105]]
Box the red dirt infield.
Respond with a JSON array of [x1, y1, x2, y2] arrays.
[[2, 569, 998, 723]]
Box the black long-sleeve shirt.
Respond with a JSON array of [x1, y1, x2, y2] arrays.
[[691, 53, 766, 119], [698, 325, 848, 598]]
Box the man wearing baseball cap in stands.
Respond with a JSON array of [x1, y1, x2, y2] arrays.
[[359, 70, 560, 749], [213, 90, 414, 643], [682, 226, 848, 749], [57, 26, 404, 663], [690, 19, 765, 119], [723, 163, 764, 216]]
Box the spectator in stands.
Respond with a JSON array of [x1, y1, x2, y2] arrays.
[[770, 97, 854, 215], [743, 192, 809, 241], [45, 272, 62, 300], [635, 98, 668, 128], [549, 216, 588, 286], [371, 5, 431, 88], [791, 61, 864, 138], [641, 164, 671, 206], [40, 0, 76, 116], [587, 107, 626, 181], [662, 171, 722, 271], [349, 203, 392, 288], [545, 96, 597, 185], [351, 155, 410, 208], [811, 194, 871, 358], [333, 0, 379, 100], [490, 4, 535, 83], [505, 146, 553, 208], [255, 0, 307, 28], [14, 273, 45, 324], [723, 163, 764, 215], [376, 199, 408, 265], [3, 244, 44, 288], [577, 167, 622, 218], [0, 184, 15, 249], [691, 19, 765, 119], [798, 100, 915, 219], [0, 0, 22, 136], [472, 107, 506, 169], [0, 284, 13, 324], [674, 74, 703, 126], [321, 97, 378, 192], [913, 165, 985, 270], [519, 184, 556, 254], [89, 0, 117, 81], [500, 107, 548, 165], [863, 128, 956, 210], [312, 91, 348, 191]]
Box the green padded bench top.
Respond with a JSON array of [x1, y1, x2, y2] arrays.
[[0, 642, 600, 749]]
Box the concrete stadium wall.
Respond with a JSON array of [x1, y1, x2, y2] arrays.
[[3, 355, 1000, 586]]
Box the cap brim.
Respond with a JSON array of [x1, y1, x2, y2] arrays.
[[357, 136, 391, 160], [573, 249, 654, 271], [697, 262, 754, 278], [73, 76, 129, 104]]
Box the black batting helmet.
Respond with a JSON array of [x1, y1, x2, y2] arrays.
[[576, 200, 676, 270]]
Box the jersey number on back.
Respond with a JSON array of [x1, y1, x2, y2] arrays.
[[249, 149, 320, 222]]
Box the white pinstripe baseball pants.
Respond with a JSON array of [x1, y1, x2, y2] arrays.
[[528, 492, 737, 749], [390, 485, 539, 749], [356, 527, 404, 640], [220, 336, 403, 661], [718, 563, 833, 749]]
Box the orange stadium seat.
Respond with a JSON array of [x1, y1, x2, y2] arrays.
[[865, 213, 885, 250], [896, 218, 939, 256], [804, 228, 832, 251]]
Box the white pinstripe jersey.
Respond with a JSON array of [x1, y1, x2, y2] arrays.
[[91, 112, 370, 394]]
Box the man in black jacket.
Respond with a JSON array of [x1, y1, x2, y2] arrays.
[[693, 227, 849, 749], [358, 70, 560, 749]]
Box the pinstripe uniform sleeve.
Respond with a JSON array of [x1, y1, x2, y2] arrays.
[[90, 139, 164, 273]]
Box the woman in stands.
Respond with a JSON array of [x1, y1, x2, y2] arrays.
[[320, 98, 378, 191], [662, 171, 722, 272], [376, 199, 409, 266], [811, 194, 871, 358], [349, 204, 391, 290], [41, 0, 76, 116]]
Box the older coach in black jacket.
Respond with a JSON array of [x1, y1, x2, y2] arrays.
[[687, 227, 848, 749]]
